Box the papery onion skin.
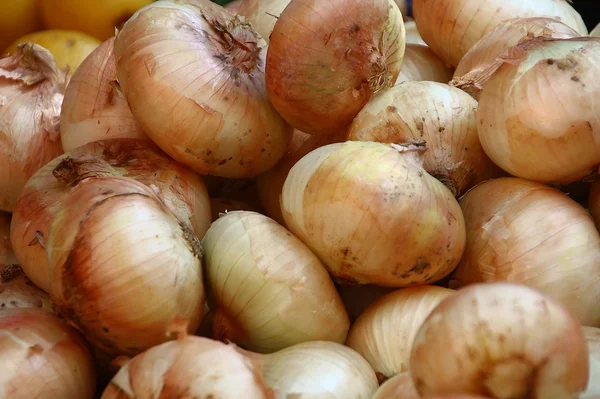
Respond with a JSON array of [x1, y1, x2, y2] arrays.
[[11, 139, 211, 293], [410, 282, 589, 398], [396, 44, 454, 84], [583, 327, 600, 398], [114, 0, 291, 178], [587, 177, 600, 232], [60, 37, 147, 152], [47, 176, 205, 357], [373, 372, 420, 399], [0, 43, 66, 212], [266, 0, 405, 136], [0, 308, 96, 399], [0, 265, 53, 311], [346, 286, 454, 379], [477, 38, 600, 184], [349, 81, 502, 196], [203, 211, 349, 353], [281, 141, 466, 287], [237, 0, 291, 42], [413, 0, 587, 67]]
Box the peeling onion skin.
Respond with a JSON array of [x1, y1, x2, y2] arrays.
[[0, 43, 66, 212], [476, 38, 600, 184], [47, 176, 205, 357], [373, 373, 420, 399], [266, 0, 405, 136], [0, 265, 53, 311], [10, 139, 211, 293], [410, 283, 589, 398], [412, 0, 587, 68], [589, 178, 600, 232], [0, 308, 96, 399], [202, 211, 350, 353], [236, 0, 291, 43], [281, 141, 466, 287], [395, 44, 454, 84], [349, 82, 502, 197], [60, 37, 147, 152], [583, 327, 600, 398], [114, 0, 291, 178], [346, 286, 454, 380], [451, 177, 600, 327]]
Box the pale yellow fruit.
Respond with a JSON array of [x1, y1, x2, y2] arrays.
[[0, 0, 43, 51]]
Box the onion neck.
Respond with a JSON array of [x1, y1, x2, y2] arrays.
[[52, 155, 117, 187]]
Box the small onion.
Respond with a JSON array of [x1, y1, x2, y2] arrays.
[[583, 327, 600, 398], [451, 177, 600, 327], [404, 20, 427, 46], [410, 282, 589, 398], [60, 37, 147, 152], [0, 212, 11, 267], [588, 177, 600, 232], [0, 308, 96, 399], [266, 0, 405, 135], [349, 81, 502, 196], [115, 0, 291, 178], [372, 373, 419, 399], [210, 197, 258, 222], [202, 211, 349, 353], [396, 44, 454, 84], [236, 0, 291, 42], [0, 265, 52, 311], [0, 43, 66, 212], [477, 37, 600, 183], [413, 0, 587, 67]]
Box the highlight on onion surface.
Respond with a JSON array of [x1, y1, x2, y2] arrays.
[[0, 265, 52, 311], [396, 44, 454, 84]]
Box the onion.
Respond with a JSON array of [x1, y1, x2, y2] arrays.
[[583, 327, 600, 398], [346, 286, 455, 380], [476, 37, 600, 184], [373, 372, 420, 399], [281, 141, 466, 286], [405, 20, 427, 46], [60, 37, 147, 152], [202, 211, 349, 352], [236, 0, 291, 42], [0, 43, 66, 212], [451, 177, 600, 327], [592, 24, 600, 38], [410, 282, 589, 398], [396, 44, 454, 84], [349, 81, 502, 196], [1, 265, 52, 311], [589, 178, 600, 232], [210, 197, 258, 222], [0, 308, 96, 399], [266, 0, 405, 136], [114, 0, 291, 178], [0, 212, 12, 267], [337, 284, 395, 323], [412, 0, 587, 67], [11, 139, 211, 293]]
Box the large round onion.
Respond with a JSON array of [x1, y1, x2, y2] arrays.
[[451, 177, 600, 327], [114, 0, 291, 178], [281, 141, 466, 287], [266, 0, 405, 135], [396, 44, 454, 84], [236, 0, 291, 42], [412, 0, 587, 67]]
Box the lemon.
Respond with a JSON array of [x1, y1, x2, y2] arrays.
[[0, 0, 43, 51]]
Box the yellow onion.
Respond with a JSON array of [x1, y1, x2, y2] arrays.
[[410, 282, 589, 398], [114, 0, 291, 178], [346, 286, 454, 380], [11, 139, 211, 293], [210, 197, 258, 222], [236, 0, 291, 42], [0, 212, 11, 267], [266, 0, 405, 135], [396, 44, 454, 84], [0, 265, 52, 311], [60, 37, 147, 152], [337, 284, 395, 323], [452, 177, 600, 327], [451, 17, 580, 98], [202, 211, 349, 352], [349, 81, 502, 196], [413, 0, 587, 67], [282, 141, 466, 287], [372, 373, 419, 399], [0, 43, 66, 212], [404, 20, 426, 46], [0, 308, 96, 399], [589, 178, 600, 232], [583, 327, 600, 398], [477, 37, 600, 183]]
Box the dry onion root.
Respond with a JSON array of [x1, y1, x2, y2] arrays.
[[0, 308, 96, 399], [412, 0, 587, 67], [266, 0, 405, 135], [236, 0, 292, 42], [114, 0, 291, 178], [202, 211, 349, 353], [396, 44, 454, 84], [60, 37, 147, 152], [11, 139, 211, 293], [410, 282, 590, 398], [0, 265, 52, 311], [583, 327, 600, 398], [349, 81, 502, 196], [0, 43, 66, 212]]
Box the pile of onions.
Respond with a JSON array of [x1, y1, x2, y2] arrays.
[[281, 141, 466, 286], [202, 211, 349, 352], [372, 372, 419, 399], [412, 0, 587, 67], [589, 178, 600, 231], [476, 37, 600, 183], [0, 265, 52, 311], [114, 0, 291, 178], [60, 37, 147, 152], [266, 0, 405, 135], [395, 44, 454, 84], [0, 43, 66, 212], [583, 327, 600, 398], [236, 0, 291, 42], [11, 139, 211, 293], [451, 177, 600, 327], [410, 282, 589, 398], [346, 286, 454, 380], [0, 308, 96, 399], [348, 81, 502, 196]]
